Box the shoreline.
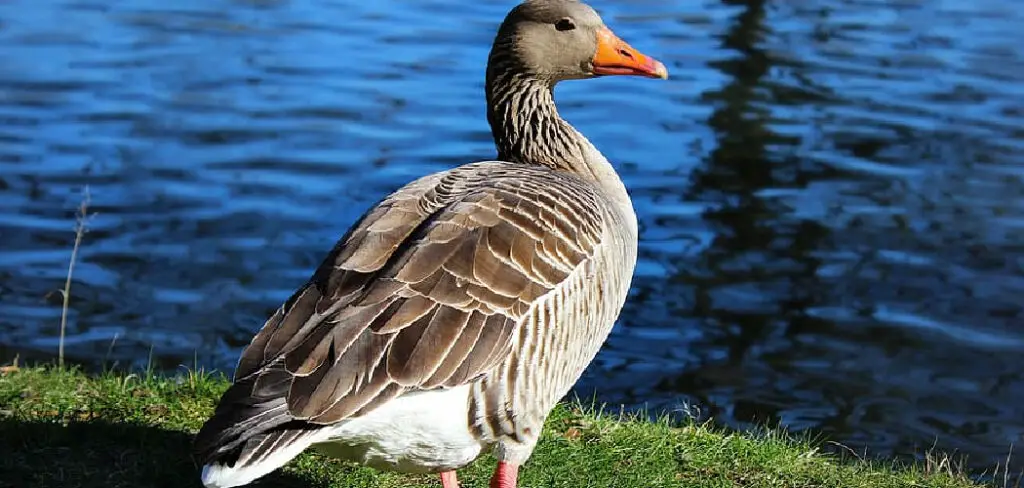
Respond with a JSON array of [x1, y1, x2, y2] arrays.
[[0, 366, 992, 487]]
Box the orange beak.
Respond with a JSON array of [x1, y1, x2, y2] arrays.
[[592, 26, 668, 79]]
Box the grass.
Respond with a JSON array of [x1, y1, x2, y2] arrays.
[[0, 366, 993, 488]]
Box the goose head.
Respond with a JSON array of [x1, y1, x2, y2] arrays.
[[489, 0, 668, 84]]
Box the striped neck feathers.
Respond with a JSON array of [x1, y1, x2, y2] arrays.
[[485, 68, 597, 178]]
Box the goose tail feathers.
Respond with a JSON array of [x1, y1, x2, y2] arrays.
[[199, 426, 323, 488]]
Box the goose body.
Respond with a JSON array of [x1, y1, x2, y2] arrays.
[[194, 1, 666, 487]]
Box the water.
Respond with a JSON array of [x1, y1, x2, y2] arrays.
[[2, 0, 1022, 474]]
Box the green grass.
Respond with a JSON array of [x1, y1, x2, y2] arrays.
[[0, 366, 992, 488]]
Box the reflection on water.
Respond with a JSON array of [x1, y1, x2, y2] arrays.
[[1, 0, 1022, 473]]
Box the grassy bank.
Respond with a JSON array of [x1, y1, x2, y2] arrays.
[[0, 366, 987, 488]]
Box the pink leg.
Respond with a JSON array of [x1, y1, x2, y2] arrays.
[[489, 462, 519, 488], [440, 471, 459, 488], [440, 470, 459, 488]]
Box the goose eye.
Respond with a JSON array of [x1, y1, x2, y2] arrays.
[[555, 18, 576, 31]]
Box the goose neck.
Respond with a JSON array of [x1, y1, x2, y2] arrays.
[[485, 71, 588, 174]]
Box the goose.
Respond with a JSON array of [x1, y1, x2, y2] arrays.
[[192, 1, 667, 487]]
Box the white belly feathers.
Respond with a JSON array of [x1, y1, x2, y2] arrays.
[[312, 384, 483, 473]]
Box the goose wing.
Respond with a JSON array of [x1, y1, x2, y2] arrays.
[[233, 163, 607, 426]]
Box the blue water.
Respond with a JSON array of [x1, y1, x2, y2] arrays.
[[2, 0, 1023, 473]]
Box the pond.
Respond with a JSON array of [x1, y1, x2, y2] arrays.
[[1, 0, 1022, 474]]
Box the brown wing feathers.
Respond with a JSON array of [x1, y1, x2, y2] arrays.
[[195, 164, 605, 463]]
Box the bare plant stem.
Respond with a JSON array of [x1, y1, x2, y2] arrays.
[[59, 188, 91, 368]]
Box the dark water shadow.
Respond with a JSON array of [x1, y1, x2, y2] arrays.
[[673, 0, 832, 423], [0, 419, 312, 488]]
